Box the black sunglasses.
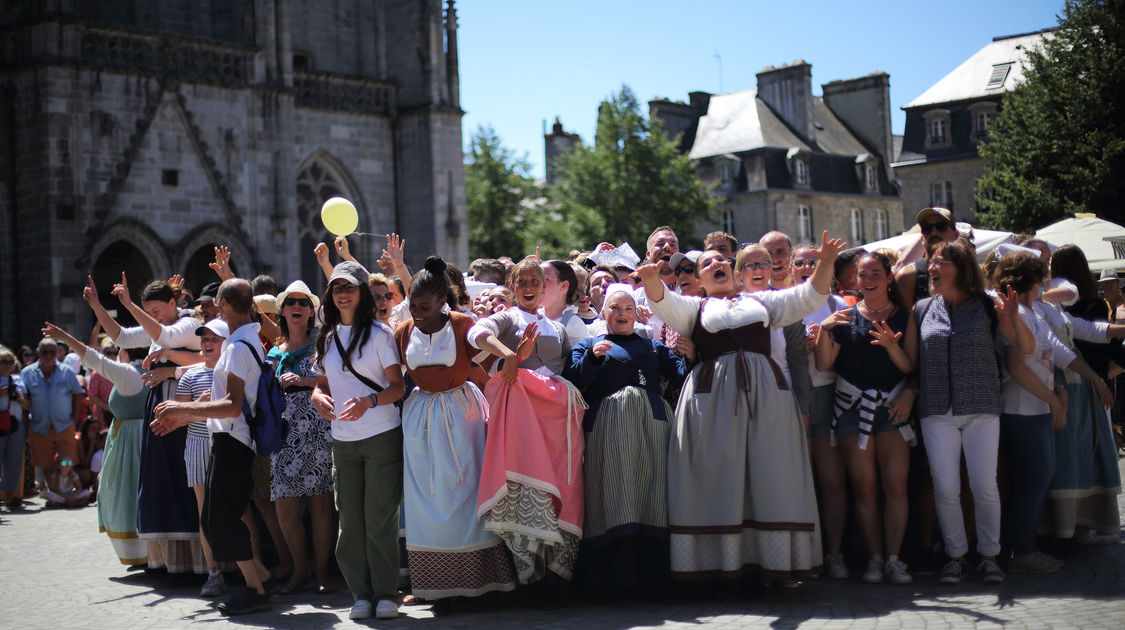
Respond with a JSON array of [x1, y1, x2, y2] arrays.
[[282, 297, 313, 308], [675, 263, 697, 275], [371, 291, 396, 302], [920, 221, 952, 235]]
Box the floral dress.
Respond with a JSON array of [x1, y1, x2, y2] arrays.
[[269, 349, 333, 500]]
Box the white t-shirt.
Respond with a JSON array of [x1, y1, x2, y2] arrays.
[[207, 323, 262, 449], [802, 294, 845, 387], [319, 323, 401, 442], [999, 304, 1075, 416]]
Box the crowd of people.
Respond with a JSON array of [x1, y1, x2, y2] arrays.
[[0, 205, 1122, 620]]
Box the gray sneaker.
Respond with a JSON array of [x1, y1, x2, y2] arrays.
[[200, 571, 226, 597], [979, 558, 1006, 584], [939, 560, 963, 584], [885, 555, 913, 585]]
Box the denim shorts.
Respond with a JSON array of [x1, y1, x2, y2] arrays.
[[834, 406, 898, 437], [807, 384, 835, 440]]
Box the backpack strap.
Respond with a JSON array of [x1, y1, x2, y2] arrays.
[[332, 332, 385, 394]]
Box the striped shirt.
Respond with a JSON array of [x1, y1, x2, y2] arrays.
[[176, 365, 214, 439]]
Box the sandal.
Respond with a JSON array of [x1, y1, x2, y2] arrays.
[[278, 574, 310, 595], [315, 579, 336, 595]]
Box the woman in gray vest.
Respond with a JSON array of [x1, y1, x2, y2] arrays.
[[914, 240, 1033, 586]]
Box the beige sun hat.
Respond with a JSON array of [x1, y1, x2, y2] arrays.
[[276, 280, 321, 311]]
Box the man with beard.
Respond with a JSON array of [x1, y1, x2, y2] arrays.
[[895, 207, 959, 304]]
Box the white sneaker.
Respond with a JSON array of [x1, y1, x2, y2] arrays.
[[862, 554, 884, 583], [884, 555, 913, 585], [825, 552, 849, 579], [375, 599, 399, 619], [349, 599, 373, 620]]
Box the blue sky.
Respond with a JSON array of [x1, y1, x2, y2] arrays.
[[458, 0, 1064, 179]]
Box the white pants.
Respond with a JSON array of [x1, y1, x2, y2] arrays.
[[921, 412, 1001, 558]]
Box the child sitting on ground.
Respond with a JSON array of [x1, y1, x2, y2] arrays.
[[44, 456, 91, 508]]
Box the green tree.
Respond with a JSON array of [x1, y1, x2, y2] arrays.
[[544, 85, 716, 256], [976, 0, 1125, 232], [465, 125, 541, 259]]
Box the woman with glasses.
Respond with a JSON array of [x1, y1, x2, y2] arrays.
[[815, 251, 918, 585], [310, 262, 405, 621], [368, 273, 397, 327], [915, 239, 1032, 585], [394, 256, 516, 609], [0, 345, 31, 509], [637, 233, 845, 588], [17, 345, 36, 369], [268, 281, 335, 596], [540, 260, 591, 344], [468, 257, 585, 587]]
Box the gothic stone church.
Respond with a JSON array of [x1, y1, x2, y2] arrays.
[[0, 0, 467, 344]]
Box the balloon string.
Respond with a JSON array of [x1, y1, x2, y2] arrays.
[[352, 231, 387, 238]]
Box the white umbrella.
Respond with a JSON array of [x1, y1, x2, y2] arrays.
[[860, 224, 1014, 268], [1035, 215, 1125, 272]]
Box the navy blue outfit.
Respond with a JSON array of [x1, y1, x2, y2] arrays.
[[564, 334, 688, 431]]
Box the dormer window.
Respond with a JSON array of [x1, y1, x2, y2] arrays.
[[719, 162, 730, 185], [787, 147, 810, 188], [969, 101, 999, 143], [865, 164, 876, 190], [987, 62, 1013, 90], [923, 108, 952, 149], [795, 159, 807, 185]]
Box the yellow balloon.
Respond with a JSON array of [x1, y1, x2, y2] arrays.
[[320, 197, 358, 236]]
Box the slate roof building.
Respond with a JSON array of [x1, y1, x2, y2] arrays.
[[0, 1, 467, 346], [892, 29, 1053, 226], [650, 61, 903, 246]]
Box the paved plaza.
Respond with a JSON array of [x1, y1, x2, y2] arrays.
[[2, 476, 1124, 630]]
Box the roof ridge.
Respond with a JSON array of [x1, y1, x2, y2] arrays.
[[992, 26, 1057, 42]]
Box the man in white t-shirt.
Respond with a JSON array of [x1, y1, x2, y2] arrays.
[[152, 278, 271, 616]]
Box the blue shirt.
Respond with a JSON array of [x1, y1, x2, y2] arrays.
[[20, 361, 84, 434]]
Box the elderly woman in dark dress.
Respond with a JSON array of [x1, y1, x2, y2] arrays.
[[564, 283, 689, 593]]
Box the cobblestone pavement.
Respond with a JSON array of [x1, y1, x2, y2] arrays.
[[3, 473, 1124, 630]]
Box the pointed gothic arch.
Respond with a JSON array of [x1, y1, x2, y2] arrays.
[[296, 152, 366, 295]]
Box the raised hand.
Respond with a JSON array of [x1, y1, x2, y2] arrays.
[[385, 233, 405, 265], [41, 321, 80, 352], [820, 308, 854, 330], [111, 272, 131, 305], [334, 235, 352, 260], [868, 320, 903, 348], [209, 245, 233, 280], [994, 285, 1020, 321], [376, 250, 395, 274], [167, 274, 184, 294], [83, 275, 101, 307], [813, 231, 847, 265], [314, 242, 330, 264], [632, 263, 662, 286]]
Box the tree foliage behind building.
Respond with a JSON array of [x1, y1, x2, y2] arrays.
[[465, 125, 542, 259], [976, 0, 1125, 232], [543, 85, 716, 257]]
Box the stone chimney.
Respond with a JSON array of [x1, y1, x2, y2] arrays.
[[821, 72, 893, 175], [756, 61, 815, 141]]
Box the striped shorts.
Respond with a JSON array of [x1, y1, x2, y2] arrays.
[[184, 435, 211, 488]]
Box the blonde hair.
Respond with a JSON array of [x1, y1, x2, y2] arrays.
[[735, 244, 770, 271]]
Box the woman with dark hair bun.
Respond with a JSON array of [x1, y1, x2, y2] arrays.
[[394, 256, 516, 606]]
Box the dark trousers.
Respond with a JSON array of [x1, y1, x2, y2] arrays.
[[202, 433, 256, 562], [999, 413, 1056, 556]]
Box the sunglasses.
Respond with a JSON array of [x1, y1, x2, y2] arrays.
[[739, 261, 772, 271], [331, 283, 358, 294], [371, 292, 396, 302], [792, 258, 818, 269], [282, 297, 312, 308], [104, 350, 119, 356], [675, 263, 697, 275], [920, 221, 952, 235], [0, 359, 14, 365]]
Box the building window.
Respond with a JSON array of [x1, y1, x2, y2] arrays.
[[850, 208, 864, 243], [865, 164, 876, 190], [987, 62, 1013, 89], [874, 208, 889, 240], [931, 180, 953, 210], [976, 112, 992, 134], [930, 118, 946, 144], [797, 205, 812, 242], [719, 162, 730, 185], [795, 159, 807, 185]]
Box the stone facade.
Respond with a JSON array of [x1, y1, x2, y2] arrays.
[[0, 0, 467, 346]]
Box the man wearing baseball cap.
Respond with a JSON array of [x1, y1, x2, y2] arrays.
[[896, 207, 959, 304]]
